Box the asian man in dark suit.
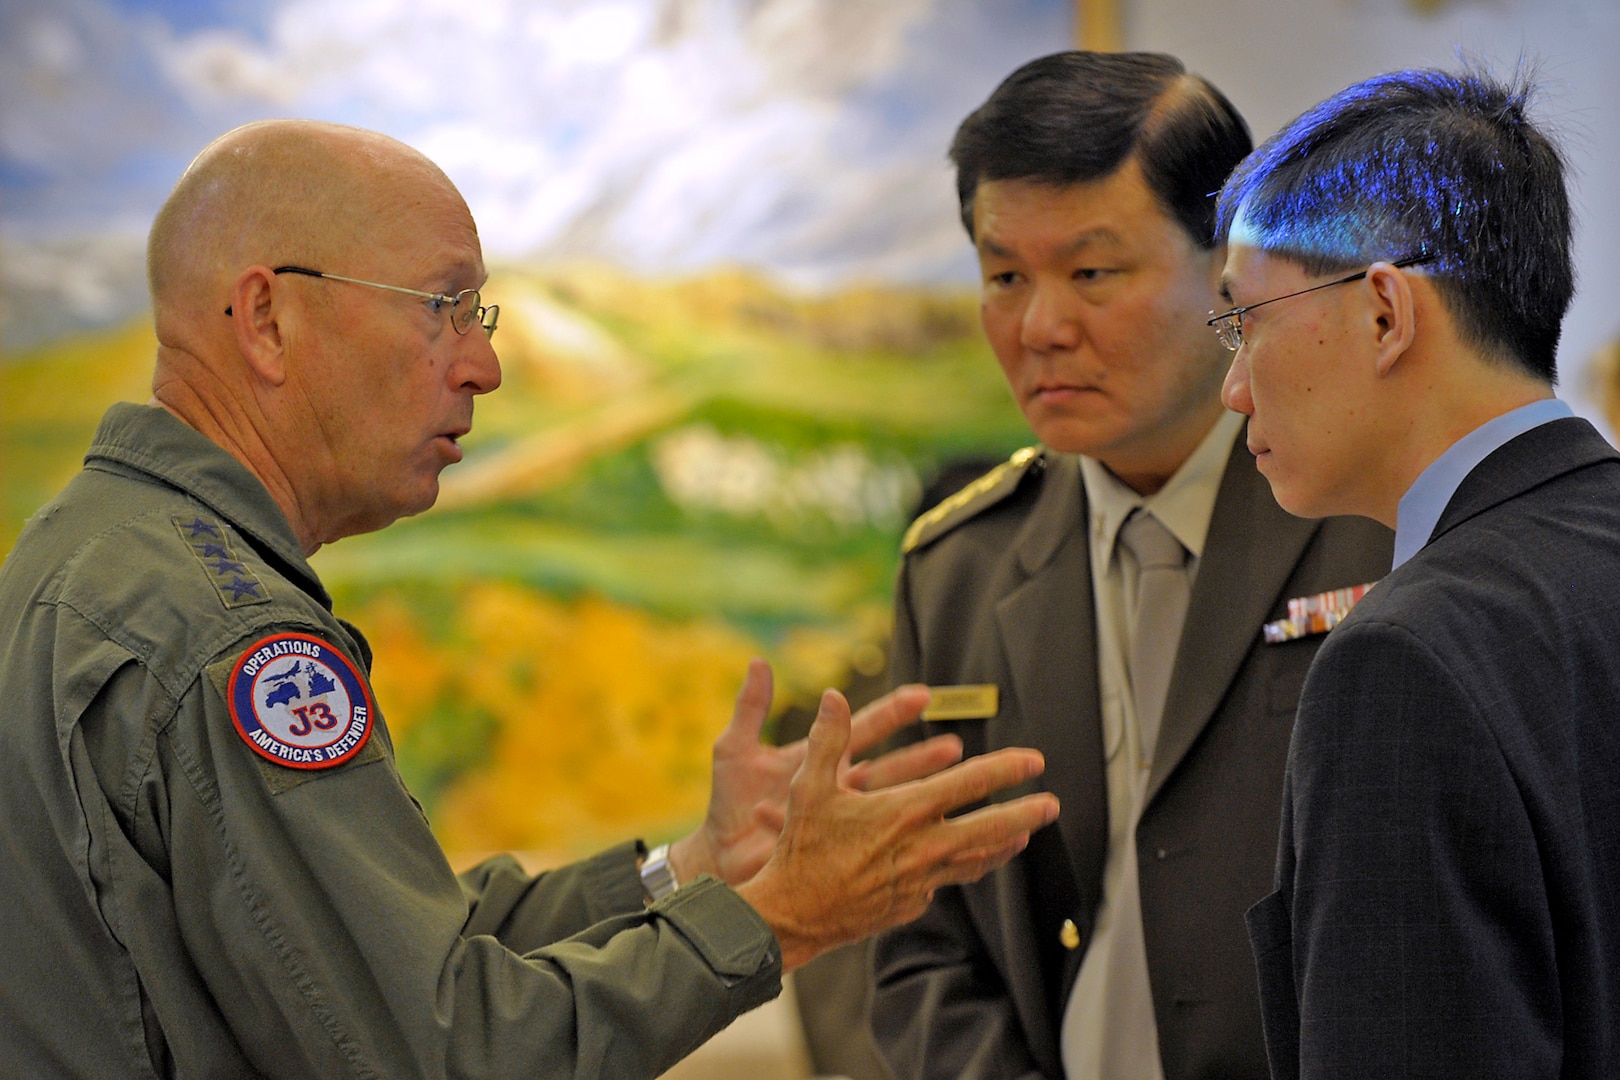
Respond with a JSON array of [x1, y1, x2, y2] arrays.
[[1215, 67, 1620, 1078], [868, 52, 1392, 1079]]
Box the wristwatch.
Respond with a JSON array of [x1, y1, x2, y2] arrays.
[[640, 842, 679, 903]]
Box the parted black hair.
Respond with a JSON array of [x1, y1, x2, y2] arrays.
[[950, 51, 1253, 248]]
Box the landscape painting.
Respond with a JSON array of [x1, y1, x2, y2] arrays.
[[0, 0, 1070, 862]]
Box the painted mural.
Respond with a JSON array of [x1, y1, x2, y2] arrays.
[[0, 0, 1069, 862]]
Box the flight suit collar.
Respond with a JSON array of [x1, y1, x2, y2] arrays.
[[84, 402, 330, 609]]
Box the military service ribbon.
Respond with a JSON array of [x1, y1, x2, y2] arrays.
[[1262, 582, 1376, 644]]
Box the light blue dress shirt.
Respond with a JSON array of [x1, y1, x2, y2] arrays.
[[1392, 398, 1574, 569]]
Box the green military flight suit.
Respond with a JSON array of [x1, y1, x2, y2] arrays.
[[0, 403, 781, 1078]]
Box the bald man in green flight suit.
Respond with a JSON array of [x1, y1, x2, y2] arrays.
[[0, 118, 1059, 1079]]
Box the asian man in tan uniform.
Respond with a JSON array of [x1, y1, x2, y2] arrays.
[[869, 52, 1392, 1080]]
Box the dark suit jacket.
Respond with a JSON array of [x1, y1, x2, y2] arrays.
[[870, 433, 1393, 1080], [1248, 417, 1620, 1079]]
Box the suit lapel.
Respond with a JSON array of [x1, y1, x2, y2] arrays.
[[1430, 418, 1618, 545], [1145, 433, 1320, 805], [992, 455, 1110, 917]]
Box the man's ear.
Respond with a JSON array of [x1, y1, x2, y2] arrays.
[[1364, 261, 1417, 377], [229, 266, 289, 387]]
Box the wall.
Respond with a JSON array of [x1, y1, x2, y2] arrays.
[[1128, 0, 1619, 426]]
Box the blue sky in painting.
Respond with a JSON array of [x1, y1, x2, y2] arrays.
[[0, 0, 1070, 348]]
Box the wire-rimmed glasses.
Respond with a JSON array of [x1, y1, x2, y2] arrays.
[[1206, 254, 1434, 352], [225, 265, 499, 338]]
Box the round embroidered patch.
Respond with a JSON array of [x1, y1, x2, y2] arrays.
[[227, 633, 375, 770]]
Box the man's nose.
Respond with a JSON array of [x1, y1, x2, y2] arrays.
[[1020, 279, 1081, 352], [1220, 349, 1252, 415], [455, 331, 503, 395]]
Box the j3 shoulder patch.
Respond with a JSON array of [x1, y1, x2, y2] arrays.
[[227, 632, 375, 770], [173, 514, 270, 610]]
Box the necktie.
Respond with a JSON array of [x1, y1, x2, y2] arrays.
[[1061, 511, 1186, 1079], [1119, 510, 1190, 765]]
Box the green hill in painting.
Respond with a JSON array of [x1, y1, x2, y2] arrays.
[[324, 264, 1026, 624], [1, 320, 159, 552], [0, 265, 1030, 859]]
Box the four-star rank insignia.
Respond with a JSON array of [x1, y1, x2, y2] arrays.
[[227, 633, 375, 769], [174, 514, 270, 609]]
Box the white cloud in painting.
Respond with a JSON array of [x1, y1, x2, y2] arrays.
[[148, 0, 956, 280], [0, 0, 1066, 344], [0, 230, 149, 341], [652, 423, 920, 530]]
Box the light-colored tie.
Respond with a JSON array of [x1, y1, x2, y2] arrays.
[[1090, 510, 1188, 1080], [1119, 510, 1190, 765]]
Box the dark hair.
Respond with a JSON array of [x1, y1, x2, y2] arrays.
[[949, 51, 1252, 248], [1215, 66, 1572, 383]]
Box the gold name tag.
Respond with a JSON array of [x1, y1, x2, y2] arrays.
[[923, 684, 999, 721]]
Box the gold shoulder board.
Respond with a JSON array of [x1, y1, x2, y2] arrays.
[[901, 446, 1042, 555]]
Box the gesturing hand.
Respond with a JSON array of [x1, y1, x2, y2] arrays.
[[735, 688, 1059, 971], [670, 659, 966, 887]]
